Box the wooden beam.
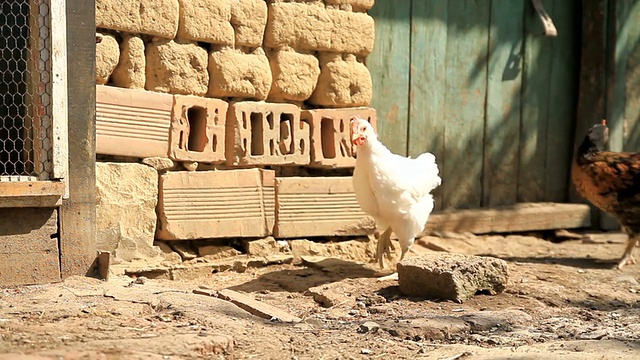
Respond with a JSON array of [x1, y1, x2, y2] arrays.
[[59, 0, 97, 278], [422, 202, 591, 235], [51, 0, 69, 187], [0, 181, 65, 207]]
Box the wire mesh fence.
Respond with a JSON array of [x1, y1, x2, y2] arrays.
[[0, 0, 53, 181]]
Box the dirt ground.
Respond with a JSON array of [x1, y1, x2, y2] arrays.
[[1, 232, 639, 360]]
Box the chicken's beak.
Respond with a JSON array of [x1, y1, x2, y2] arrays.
[[350, 117, 365, 146], [351, 132, 365, 146]]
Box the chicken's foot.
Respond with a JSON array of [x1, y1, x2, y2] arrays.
[[376, 272, 399, 281], [617, 236, 639, 269], [375, 227, 394, 269]]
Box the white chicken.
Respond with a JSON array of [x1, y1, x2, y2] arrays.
[[350, 116, 441, 280]]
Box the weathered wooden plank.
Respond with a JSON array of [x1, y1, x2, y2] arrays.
[[0, 181, 65, 207], [408, 0, 447, 211], [60, 0, 97, 278], [441, 0, 490, 209], [0, 208, 61, 286], [620, 0, 640, 152], [51, 0, 69, 185], [544, 0, 580, 202], [600, 0, 638, 230], [367, 0, 411, 156], [482, 0, 524, 207], [194, 288, 302, 323], [570, 0, 608, 204], [518, 0, 554, 203], [0, 180, 66, 197], [422, 203, 591, 235]]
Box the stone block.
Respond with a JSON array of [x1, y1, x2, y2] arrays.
[[196, 245, 241, 260], [177, 0, 234, 45], [111, 34, 146, 89], [141, 157, 177, 171], [264, 3, 374, 55], [309, 53, 373, 107], [267, 48, 320, 102], [225, 101, 308, 166], [96, 162, 163, 262], [302, 107, 376, 168], [397, 253, 510, 303], [274, 177, 375, 238], [96, 0, 179, 38], [156, 169, 275, 240], [145, 39, 209, 96], [242, 236, 290, 257], [291, 239, 375, 262], [230, 0, 268, 47], [208, 47, 272, 100], [96, 85, 173, 158], [96, 33, 119, 85], [0, 208, 60, 286], [324, 0, 375, 11], [169, 95, 228, 164]]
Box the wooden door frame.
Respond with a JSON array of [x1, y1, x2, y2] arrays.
[[59, 0, 97, 278]]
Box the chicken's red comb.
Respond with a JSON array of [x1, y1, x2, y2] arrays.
[[601, 119, 607, 126]]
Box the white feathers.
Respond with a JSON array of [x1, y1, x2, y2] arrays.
[[351, 119, 441, 252]]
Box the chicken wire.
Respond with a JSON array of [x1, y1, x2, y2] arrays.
[[0, 0, 53, 181]]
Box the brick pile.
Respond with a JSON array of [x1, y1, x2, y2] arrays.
[[94, 0, 379, 252]]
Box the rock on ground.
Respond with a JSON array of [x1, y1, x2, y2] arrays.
[[242, 236, 290, 257], [289, 238, 375, 262], [397, 252, 509, 303]]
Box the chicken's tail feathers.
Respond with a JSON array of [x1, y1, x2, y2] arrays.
[[416, 152, 442, 190]]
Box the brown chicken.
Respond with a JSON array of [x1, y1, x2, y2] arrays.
[[572, 120, 640, 269]]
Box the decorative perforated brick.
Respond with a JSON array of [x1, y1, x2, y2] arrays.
[[96, 85, 172, 158], [169, 95, 227, 163], [226, 101, 309, 166], [301, 107, 377, 168]]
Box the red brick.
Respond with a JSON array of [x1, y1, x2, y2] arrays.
[[226, 101, 309, 166], [274, 176, 375, 238], [156, 169, 275, 240], [169, 95, 228, 163], [302, 107, 377, 168], [96, 85, 172, 158]]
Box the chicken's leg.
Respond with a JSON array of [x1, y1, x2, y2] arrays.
[[617, 235, 639, 269], [375, 227, 394, 269]]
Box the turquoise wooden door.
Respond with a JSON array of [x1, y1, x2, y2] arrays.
[[368, 0, 580, 210]]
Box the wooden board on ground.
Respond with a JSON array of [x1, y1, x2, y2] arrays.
[[194, 288, 301, 323], [422, 203, 591, 235]]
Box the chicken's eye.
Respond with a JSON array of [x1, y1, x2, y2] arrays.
[[360, 126, 366, 131]]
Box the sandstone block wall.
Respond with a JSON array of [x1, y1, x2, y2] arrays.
[[94, 1, 380, 257], [95, 0, 373, 104]]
